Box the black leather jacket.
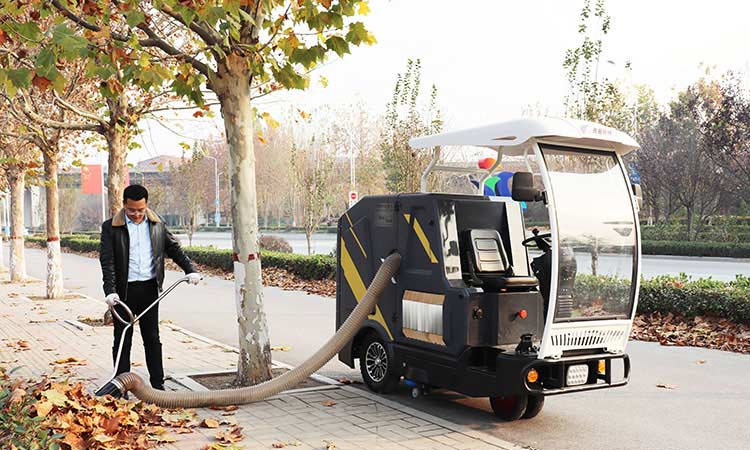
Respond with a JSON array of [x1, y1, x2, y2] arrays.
[[99, 208, 196, 300]]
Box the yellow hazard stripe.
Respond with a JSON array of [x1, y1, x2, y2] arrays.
[[340, 238, 394, 340], [403, 214, 438, 263], [344, 212, 367, 258]]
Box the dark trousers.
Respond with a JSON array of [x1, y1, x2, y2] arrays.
[[112, 279, 164, 389]]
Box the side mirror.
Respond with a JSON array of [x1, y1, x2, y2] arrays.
[[511, 172, 541, 202]]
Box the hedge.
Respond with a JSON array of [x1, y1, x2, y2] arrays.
[[24, 235, 750, 322], [642, 240, 750, 258], [26, 235, 337, 280]]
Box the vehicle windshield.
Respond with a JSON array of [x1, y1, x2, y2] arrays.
[[541, 145, 637, 322]]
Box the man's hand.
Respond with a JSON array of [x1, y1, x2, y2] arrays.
[[187, 273, 202, 285], [105, 293, 120, 307]]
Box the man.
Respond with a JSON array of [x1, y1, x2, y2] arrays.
[[100, 184, 201, 390]]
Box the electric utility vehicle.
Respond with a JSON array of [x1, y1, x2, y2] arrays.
[[335, 118, 641, 420]]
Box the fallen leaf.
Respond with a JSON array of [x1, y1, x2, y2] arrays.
[[10, 388, 26, 404], [273, 441, 302, 448], [35, 400, 54, 417], [321, 400, 337, 407], [271, 346, 292, 352], [696, 360, 706, 365], [53, 357, 86, 365], [215, 424, 244, 444], [656, 383, 677, 390], [209, 405, 239, 412], [131, 362, 143, 367], [43, 388, 68, 406], [201, 418, 221, 428], [325, 441, 336, 450], [336, 377, 361, 385], [148, 433, 177, 443]]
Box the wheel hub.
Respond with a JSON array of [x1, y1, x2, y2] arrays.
[[365, 342, 388, 383]]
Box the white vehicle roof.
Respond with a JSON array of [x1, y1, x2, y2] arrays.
[[409, 117, 639, 156]]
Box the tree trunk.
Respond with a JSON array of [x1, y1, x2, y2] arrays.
[[214, 55, 272, 385], [8, 170, 26, 282], [306, 230, 312, 255], [686, 206, 694, 241], [43, 152, 64, 298], [0, 194, 6, 273], [105, 128, 129, 217]]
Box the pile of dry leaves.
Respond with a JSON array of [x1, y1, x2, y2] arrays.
[[0, 370, 245, 450], [631, 312, 750, 353]]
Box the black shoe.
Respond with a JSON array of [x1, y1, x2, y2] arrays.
[[152, 384, 165, 391]]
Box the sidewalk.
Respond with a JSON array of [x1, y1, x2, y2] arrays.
[[0, 273, 522, 450]]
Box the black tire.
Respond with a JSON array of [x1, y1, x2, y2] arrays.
[[490, 395, 528, 421], [359, 333, 399, 394], [521, 394, 545, 419]]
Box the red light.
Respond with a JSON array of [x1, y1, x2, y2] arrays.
[[518, 310, 528, 319], [478, 157, 496, 169]]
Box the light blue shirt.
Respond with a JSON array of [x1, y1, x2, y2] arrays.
[[126, 215, 155, 282]]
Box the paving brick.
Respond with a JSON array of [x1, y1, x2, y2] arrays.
[[0, 271, 513, 450]]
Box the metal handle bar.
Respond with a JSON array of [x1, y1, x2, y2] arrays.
[[100, 275, 197, 390]]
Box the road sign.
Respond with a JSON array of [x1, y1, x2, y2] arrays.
[[349, 190, 358, 207]]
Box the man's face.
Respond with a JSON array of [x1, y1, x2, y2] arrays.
[[124, 198, 148, 224]]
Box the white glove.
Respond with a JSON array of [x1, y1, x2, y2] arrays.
[[105, 293, 120, 307], [187, 273, 202, 285]]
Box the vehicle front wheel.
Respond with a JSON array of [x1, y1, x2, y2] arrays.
[[359, 334, 399, 394], [489, 395, 528, 421], [522, 394, 545, 419]]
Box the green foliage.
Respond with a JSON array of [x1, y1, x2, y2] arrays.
[[642, 240, 750, 258], [641, 223, 750, 243], [638, 274, 750, 322], [380, 59, 442, 193], [574, 273, 750, 322], [2, 0, 376, 106], [0, 373, 63, 450]]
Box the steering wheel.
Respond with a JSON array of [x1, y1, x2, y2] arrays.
[[522, 232, 552, 250]]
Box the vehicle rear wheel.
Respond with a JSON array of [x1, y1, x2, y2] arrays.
[[521, 394, 545, 419], [360, 333, 399, 394], [489, 395, 528, 421]]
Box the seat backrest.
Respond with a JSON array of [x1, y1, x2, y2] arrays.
[[467, 229, 510, 273]]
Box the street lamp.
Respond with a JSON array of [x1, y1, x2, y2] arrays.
[[204, 155, 220, 226]]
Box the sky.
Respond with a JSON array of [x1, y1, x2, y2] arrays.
[[110, 0, 750, 165]]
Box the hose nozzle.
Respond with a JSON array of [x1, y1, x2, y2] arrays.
[[94, 379, 126, 398]]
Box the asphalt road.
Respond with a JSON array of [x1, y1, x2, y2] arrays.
[[177, 231, 750, 281], [7, 245, 750, 450]]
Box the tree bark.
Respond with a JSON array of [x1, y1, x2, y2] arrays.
[[8, 170, 26, 282], [0, 194, 6, 273], [105, 92, 132, 217], [106, 128, 129, 217], [213, 55, 272, 385], [43, 151, 64, 298]]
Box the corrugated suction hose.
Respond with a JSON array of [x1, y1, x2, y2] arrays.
[[109, 253, 400, 408]]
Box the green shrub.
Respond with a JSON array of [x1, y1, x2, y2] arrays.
[[638, 274, 750, 322], [642, 240, 750, 258], [0, 371, 62, 449]]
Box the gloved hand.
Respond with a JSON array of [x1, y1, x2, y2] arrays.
[[105, 293, 120, 307], [187, 273, 202, 285]]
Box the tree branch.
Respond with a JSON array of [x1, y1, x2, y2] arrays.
[[157, 3, 222, 47]]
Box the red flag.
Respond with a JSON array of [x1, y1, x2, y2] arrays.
[[81, 165, 103, 194]]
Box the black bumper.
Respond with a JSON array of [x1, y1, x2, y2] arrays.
[[497, 352, 631, 397]]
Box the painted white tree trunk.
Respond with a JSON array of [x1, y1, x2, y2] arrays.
[[214, 55, 273, 385], [0, 206, 6, 272], [9, 171, 26, 282], [44, 152, 64, 298]]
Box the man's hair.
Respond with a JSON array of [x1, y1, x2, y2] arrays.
[[123, 184, 149, 202]]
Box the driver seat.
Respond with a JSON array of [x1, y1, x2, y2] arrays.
[[462, 229, 539, 290]]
